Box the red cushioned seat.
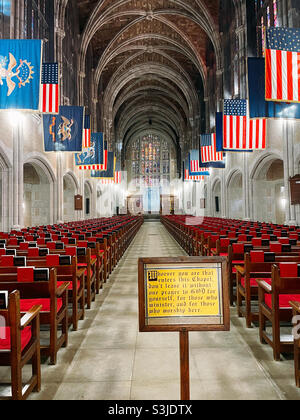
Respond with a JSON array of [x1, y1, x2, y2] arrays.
[[265, 294, 300, 309], [232, 260, 244, 273], [77, 263, 93, 277], [57, 280, 80, 290], [20, 298, 63, 313], [279, 263, 298, 277], [220, 253, 228, 257], [241, 278, 271, 288], [250, 251, 265, 263], [0, 326, 31, 351]]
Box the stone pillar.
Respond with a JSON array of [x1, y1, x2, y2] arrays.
[[12, 115, 24, 230], [283, 120, 297, 225], [216, 69, 224, 112], [78, 71, 85, 109], [56, 152, 64, 224], [55, 27, 66, 106], [220, 173, 227, 219], [235, 24, 247, 99], [92, 98, 98, 131], [79, 171, 85, 221], [243, 152, 251, 220]]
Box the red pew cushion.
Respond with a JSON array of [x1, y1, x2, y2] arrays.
[[265, 294, 300, 309], [0, 255, 14, 266], [241, 278, 271, 288], [20, 298, 63, 313], [0, 326, 31, 351], [279, 263, 298, 277], [57, 280, 80, 291]]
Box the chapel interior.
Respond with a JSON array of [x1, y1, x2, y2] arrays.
[[0, 0, 300, 401]]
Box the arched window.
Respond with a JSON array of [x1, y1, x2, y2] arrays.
[[128, 133, 172, 188]]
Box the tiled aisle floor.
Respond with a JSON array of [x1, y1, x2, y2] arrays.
[[19, 222, 300, 399]]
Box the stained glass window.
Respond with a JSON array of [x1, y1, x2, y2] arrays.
[[129, 134, 171, 188], [256, 0, 280, 57], [273, 0, 278, 27]]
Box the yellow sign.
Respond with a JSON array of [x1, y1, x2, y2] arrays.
[[146, 268, 220, 318]]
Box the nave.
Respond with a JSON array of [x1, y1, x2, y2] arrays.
[[17, 221, 300, 401]]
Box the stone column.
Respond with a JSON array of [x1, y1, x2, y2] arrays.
[[283, 120, 297, 225], [216, 69, 224, 112], [12, 115, 24, 230], [78, 71, 85, 109], [55, 27, 66, 106], [56, 152, 64, 224], [79, 170, 85, 221], [220, 173, 227, 219], [243, 152, 251, 220]]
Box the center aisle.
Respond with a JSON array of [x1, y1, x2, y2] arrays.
[[30, 221, 298, 400]]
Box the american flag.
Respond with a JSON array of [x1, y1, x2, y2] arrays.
[[189, 149, 201, 173], [100, 141, 108, 171], [200, 133, 224, 163], [83, 115, 91, 149], [184, 170, 204, 182], [40, 63, 59, 114], [223, 99, 248, 150], [189, 150, 210, 175], [265, 27, 300, 103], [114, 172, 122, 184], [79, 164, 102, 171], [248, 118, 267, 150], [100, 179, 114, 185]]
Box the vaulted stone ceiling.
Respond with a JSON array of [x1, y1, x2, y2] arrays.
[[77, 0, 221, 157]]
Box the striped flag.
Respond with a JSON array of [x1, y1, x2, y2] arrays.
[[223, 99, 248, 150], [265, 27, 300, 103], [189, 149, 202, 173], [184, 169, 204, 182], [100, 141, 108, 171], [114, 172, 122, 184], [83, 115, 91, 149], [100, 178, 114, 185], [248, 118, 267, 150], [40, 63, 59, 114], [200, 133, 224, 163], [188, 150, 210, 176]]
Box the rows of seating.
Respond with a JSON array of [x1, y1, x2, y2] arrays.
[[0, 215, 143, 400], [161, 215, 300, 388]]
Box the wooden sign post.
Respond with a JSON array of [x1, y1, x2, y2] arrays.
[[138, 257, 230, 400]]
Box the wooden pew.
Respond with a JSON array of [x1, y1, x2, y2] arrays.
[[257, 263, 300, 360], [290, 300, 300, 387], [0, 267, 69, 365], [25, 255, 85, 331], [236, 252, 300, 328], [0, 290, 41, 400]]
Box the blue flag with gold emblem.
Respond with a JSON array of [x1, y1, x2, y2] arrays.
[[0, 39, 42, 111], [91, 152, 115, 179], [74, 132, 104, 167], [43, 106, 84, 152]]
